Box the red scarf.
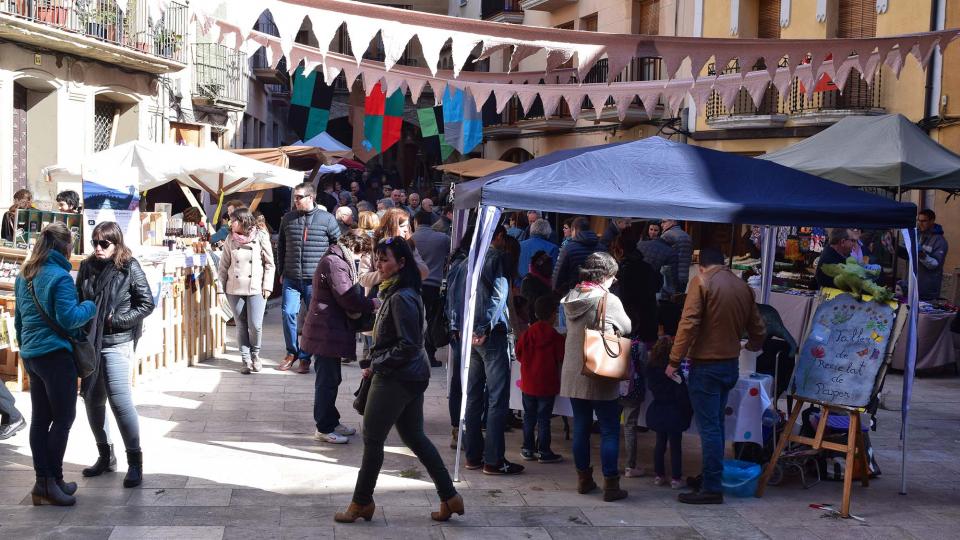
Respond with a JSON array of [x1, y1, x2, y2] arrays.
[[231, 227, 258, 246]]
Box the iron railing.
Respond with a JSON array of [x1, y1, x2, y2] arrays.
[[705, 59, 787, 119], [0, 0, 188, 63], [481, 0, 523, 20], [193, 43, 248, 107], [582, 58, 662, 110]]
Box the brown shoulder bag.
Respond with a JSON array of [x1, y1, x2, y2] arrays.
[[581, 291, 631, 380]]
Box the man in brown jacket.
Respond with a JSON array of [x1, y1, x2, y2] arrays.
[[667, 248, 766, 505]]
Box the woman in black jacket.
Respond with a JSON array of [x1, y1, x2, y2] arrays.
[[335, 237, 463, 524], [76, 222, 155, 488]]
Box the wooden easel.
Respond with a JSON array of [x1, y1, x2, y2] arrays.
[[755, 397, 869, 518]]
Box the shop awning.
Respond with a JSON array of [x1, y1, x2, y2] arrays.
[[229, 146, 352, 169], [43, 141, 304, 196], [435, 158, 515, 179], [760, 114, 960, 190]]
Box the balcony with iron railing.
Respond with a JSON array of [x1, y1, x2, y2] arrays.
[[251, 50, 288, 85], [705, 58, 883, 128], [192, 43, 248, 110], [582, 58, 664, 123], [482, 0, 523, 23], [0, 0, 188, 72]]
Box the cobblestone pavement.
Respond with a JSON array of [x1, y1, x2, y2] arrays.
[[1, 306, 958, 539]]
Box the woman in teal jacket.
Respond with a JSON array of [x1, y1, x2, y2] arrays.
[[14, 222, 96, 506]]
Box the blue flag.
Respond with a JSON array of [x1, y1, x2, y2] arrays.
[[442, 87, 482, 155]]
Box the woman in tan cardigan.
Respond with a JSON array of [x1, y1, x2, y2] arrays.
[[559, 252, 631, 502], [218, 208, 275, 374]]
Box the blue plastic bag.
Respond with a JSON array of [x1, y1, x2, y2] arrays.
[[721, 459, 762, 498]]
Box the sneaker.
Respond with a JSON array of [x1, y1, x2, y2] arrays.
[[519, 449, 537, 461], [334, 424, 356, 436], [276, 354, 296, 371], [670, 479, 684, 490], [314, 430, 349, 444], [464, 459, 484, 470], [537, 453, 563, 464], [653, 476, 667, 486], [624, 467, 647, 478], [0, 417, 26, 440], [482, 460, 524, 475]]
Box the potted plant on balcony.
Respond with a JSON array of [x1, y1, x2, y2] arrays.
[[153, 27, 182, 59], [37, 0, 69, 26], [80, 4, 119, 42]]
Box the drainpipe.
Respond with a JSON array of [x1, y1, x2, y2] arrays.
[[923, 0, 945, 133]]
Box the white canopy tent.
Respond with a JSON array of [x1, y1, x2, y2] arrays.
[[293, 131, 352, 152]]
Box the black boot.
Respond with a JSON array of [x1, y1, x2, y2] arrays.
[[56, 477, 78, 496], [82, 443, 116, 477], [31, 477, 76, 506], [124, 450, 143, 488]]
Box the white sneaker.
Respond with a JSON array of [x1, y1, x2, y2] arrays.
[[334, 424, 357, 436], [315, 430, 349, 444], [624, 467, 646, 478], [670, 479, 684, 490]]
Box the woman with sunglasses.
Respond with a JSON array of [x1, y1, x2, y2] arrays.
[[75, 222, 155, 488], [335, 237, 463, 523], [15, 222, 96, 505], [218, 208, 275, 374]]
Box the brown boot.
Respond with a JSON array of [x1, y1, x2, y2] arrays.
[[603, 475, 628, 502], [577, 467, 598, 494], [276, 354, 296, 371], [431, 493, 465, 522], [334, 501, 376, 523]]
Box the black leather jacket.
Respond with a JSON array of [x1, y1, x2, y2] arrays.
[[364, 284, 430, 382], [76, 258, 155, 347]]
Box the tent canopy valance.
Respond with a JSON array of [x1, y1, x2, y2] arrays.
[[229, 146, 351, 170], [43, 141, 304, 197], [435, 158, 515, 179], [760, 114, 960, 191], [454, 137, 917, 229]]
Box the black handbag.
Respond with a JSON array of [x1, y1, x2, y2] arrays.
[[28, 280, 98, 378], [352, 376, 371, 415]]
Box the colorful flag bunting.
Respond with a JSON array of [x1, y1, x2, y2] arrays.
[[442, 87, 483, 155], [288, 65, 334, 140], [362, 83, 404, 155], [417, 105, 454, 162]]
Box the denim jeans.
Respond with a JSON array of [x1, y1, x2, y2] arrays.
[[313, 356, 342, 433], [621, 398, 643, 469], [570, 398, 621, 478], [23, 350, 77, 479], [687, 359, 739, 493], [447, 336, 462, 428], [464, 328, 510, 465], [353, 374, 457, 506], [85, 341, 141, 452], [226, 293, 267, 364], [281, 278, 312, 361], [654, 431, 683, 480], [521, 393, 556, 455], [0, 380, 22, 424]]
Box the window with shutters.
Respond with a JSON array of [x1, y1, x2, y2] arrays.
[[637, 0, 659, 36], [580, 14, 598, 32], [838, 0, 877, 39], [758, 0, 781, 39], [94, 100, 117, 152]]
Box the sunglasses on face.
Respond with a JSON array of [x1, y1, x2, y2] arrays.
[[91, 240, 113, 249], [294, 194, 311, 201]]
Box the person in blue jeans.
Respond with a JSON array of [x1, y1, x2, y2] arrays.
[[276, 183, 341, 374], [668, 248, 765, 504], [463, 226, 524, 475], [14, 222, 97, 506], [559, 252, 631, 501]]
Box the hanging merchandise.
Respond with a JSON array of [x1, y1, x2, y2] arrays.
[[442, 87, 482, 156], [418, 106, 454, 162], [362, 82, 404, 155], [288, 65, 334, 140]]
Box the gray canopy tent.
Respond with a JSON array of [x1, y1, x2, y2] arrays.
[[760, 114, 960, 190], [449, 137, 921, 495]]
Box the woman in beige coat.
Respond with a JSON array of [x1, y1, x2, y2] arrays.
[[218, 208, 275, 374], [560, 252, 631, 502]]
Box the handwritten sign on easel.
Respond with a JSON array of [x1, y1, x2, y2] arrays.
[[791, 291, 896, 408]]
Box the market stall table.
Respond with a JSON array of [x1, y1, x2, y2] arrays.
[[891, 309, 958, 371]]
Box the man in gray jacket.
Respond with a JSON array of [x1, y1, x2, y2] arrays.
[[887, 209, 949, 300], [277, 183, 341, 374], [412, 211, 451, 367]]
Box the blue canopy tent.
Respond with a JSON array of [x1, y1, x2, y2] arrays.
[[449, 137, 920, 494]]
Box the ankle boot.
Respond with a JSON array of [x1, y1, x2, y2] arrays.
[[124, 450, 143, 488], [431, 493, 465, 522], [82, 443, 116, 477], [31, 477, 76, 506], [577, 467, 598, 494], [602, 475, 628, 502], [334, 501, 376, 523], [56, 477, 78, 496], [450, 427, 458, 449]]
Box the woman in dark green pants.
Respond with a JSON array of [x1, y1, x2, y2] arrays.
[[335, 237, 464, 524]]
